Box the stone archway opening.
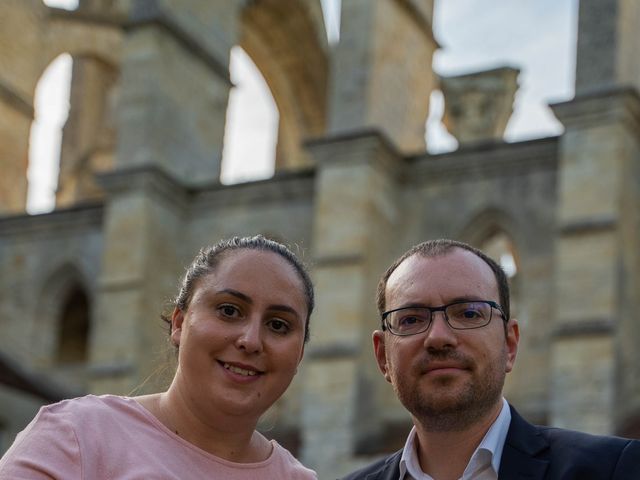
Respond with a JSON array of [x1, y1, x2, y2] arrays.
[[56, 287, 91, 365], [27, 53, 73, 214], [480, 230, 519, 279], [220, 46, 279, 185]]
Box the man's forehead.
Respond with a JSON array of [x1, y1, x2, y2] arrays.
[[386, 248, 498, 300]]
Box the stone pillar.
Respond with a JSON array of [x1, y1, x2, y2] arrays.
[[57, 57, 119, 207], [0, 0, 47, 214], [89, 166, 187, 394], [116, 0, 244, 185], [327, 0, 437, 153], [0, 88, 32, 214], [302, 131, 401, 478], [549, 0, 640, 436], [550, 88, 640, 434], [575, 0, 640, 95]]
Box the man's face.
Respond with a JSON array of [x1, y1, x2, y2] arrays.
[[373, 248, 519, 431]]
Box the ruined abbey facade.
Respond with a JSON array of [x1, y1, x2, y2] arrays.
[[1, 0, 640, 477]]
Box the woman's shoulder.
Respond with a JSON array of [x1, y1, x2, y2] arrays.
[[270, 441, 318, 479], [38, 394, 151, 428]]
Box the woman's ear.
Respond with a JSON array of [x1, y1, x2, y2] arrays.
[[171, 308, 185, 347]]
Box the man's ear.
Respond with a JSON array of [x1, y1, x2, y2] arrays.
[[505, 318, 519, 373], [171, 308, 185, 347], [373, 330, 392, 383]]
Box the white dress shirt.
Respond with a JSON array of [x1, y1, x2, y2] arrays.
[[399, 398, 511, 480]]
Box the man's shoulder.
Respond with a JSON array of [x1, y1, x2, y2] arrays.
[[503, 405, 640, 478], [536, 423, 640, 454], [339, 450, 402, 480]]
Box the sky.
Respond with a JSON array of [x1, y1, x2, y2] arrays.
[[30, 0, 578, 212]]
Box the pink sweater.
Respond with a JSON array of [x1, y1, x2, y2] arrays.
[[0, 395, 317, 479]]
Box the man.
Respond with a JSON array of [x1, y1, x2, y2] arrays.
[[342, 239, 640, 480]]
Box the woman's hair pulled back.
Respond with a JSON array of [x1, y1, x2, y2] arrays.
[[165, 235, 314, 342]]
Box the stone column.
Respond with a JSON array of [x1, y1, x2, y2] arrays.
[[575, 0, 640, 95], [89, 166, 188, 394], [0, 0, 47, 214], [327, 0, 438, 153], [302, 131, 401, 478], [549, 0, 640, 436], [116, 0, 244, 184], [550, 88, 640, 434], [0, 89, 32, 214]]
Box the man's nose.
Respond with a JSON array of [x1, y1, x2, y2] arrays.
[[423, 311, 458, 350]]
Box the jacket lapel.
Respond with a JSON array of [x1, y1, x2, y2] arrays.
[[366, 450, 402, 480], [498, 405, 550, 479]]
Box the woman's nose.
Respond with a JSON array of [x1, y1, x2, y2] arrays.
[[235, 318, 264, 354]]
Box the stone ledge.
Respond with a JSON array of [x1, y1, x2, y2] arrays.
[[558, 215, 617, 235], [0, 202, 104, 237], [306, 129, 404, 180], [408, 136, 559, 182], [552, 318, 614, 338], [191, 168, 315, 209], [88, 362, 135, 377], [551, 86, 640, 132], [96, 165, 190, 210], [306, 342, 359, 360]]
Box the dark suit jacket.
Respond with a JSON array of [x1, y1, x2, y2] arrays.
[[340, 406, 640, 479]]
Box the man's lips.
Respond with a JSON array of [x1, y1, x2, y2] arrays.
[[424, 362, 468, 373]]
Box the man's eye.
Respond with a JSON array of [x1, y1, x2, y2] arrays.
[[268, 319, 290, 334], [397, 313, 428, 327], [462, 309, 481, 318], [400, 316, 420, 325]]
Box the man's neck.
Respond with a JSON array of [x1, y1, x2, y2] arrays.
[[413, 400, 503, 480]]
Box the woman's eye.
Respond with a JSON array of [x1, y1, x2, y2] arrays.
[[268, 319, 290, 334], [218, 304, 240, 318]]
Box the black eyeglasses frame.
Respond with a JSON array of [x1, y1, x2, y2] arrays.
[[380, 300, 507, 336]]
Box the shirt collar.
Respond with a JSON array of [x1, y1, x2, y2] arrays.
[[399, 398, 511, 479]]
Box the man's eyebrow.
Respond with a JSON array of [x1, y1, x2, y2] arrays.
[[393, 296, 489, 309]]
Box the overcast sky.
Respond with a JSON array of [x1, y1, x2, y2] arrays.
[[30, 0, 578, 212]]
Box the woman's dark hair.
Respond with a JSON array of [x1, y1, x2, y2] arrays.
[[164, 235, 314, 342]]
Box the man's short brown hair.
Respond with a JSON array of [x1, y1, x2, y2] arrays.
[[376, 239, 510, 320]]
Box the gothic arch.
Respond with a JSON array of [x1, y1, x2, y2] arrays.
[[43, 10, 123, 72], [457, 207, 523, 329], [240, 0, 328, 170], [33, 263, 94, 365], [457, 207, 522, 256]]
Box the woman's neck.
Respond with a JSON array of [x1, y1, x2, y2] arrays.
[[136, 387, 271, 463]]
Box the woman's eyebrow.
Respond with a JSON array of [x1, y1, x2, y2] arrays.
[[218, 288, 252, 304], [268, 304, 300, 317]]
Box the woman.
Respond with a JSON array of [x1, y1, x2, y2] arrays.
[[0, 235, 317, 479]]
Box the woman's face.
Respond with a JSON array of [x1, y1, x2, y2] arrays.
[[171, 249, 308, 421]]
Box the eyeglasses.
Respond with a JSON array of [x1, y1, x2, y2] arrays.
[[381, 300, 506, 336]]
